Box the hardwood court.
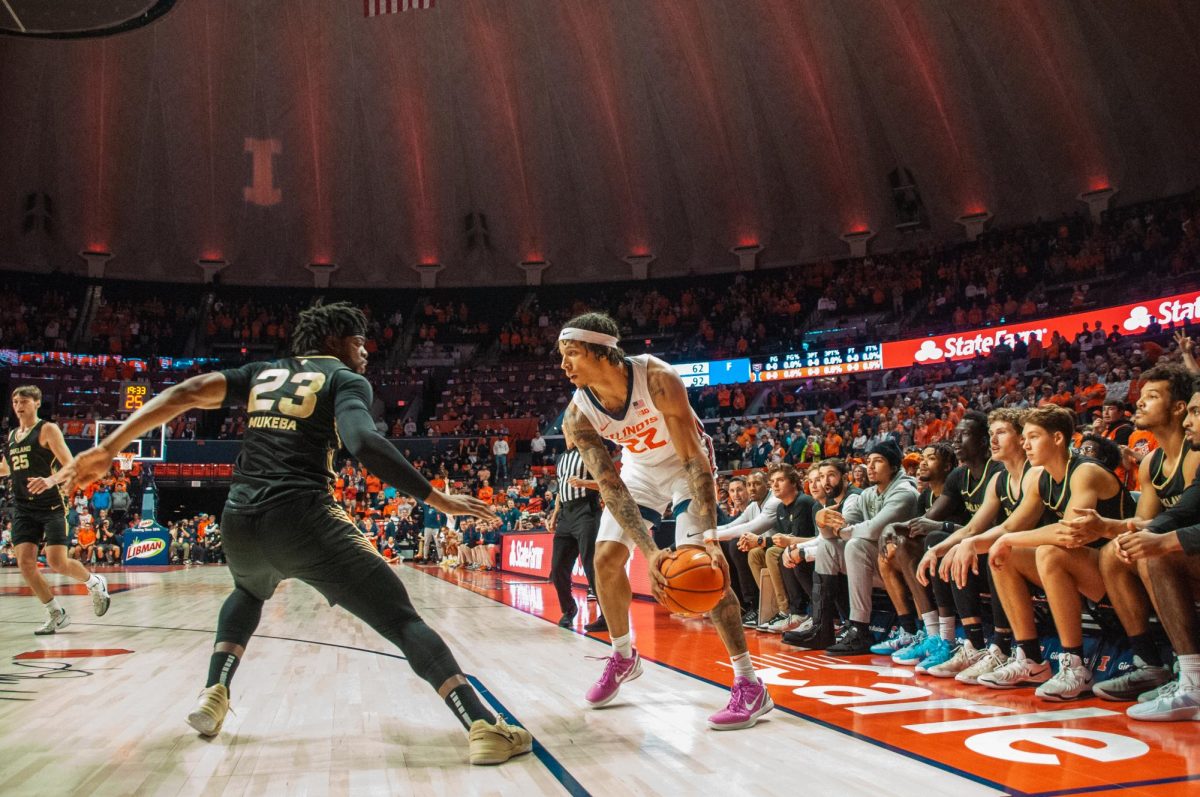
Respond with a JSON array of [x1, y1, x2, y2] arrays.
[[0, 564, 1193, 797]]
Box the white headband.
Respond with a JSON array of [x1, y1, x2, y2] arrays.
[[558, 327, 619, 348]]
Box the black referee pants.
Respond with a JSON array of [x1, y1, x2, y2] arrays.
[[551, 498, 600, 615]]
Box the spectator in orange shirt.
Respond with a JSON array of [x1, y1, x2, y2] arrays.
[[824, 428, 843, 457], [477, 481, 494, 503]]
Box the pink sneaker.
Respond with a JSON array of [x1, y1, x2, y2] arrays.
[[585, 650, 643, 707], [708, 676, 774, 730]]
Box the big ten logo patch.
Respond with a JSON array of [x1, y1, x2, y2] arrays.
[[244, 138, 282, 207]]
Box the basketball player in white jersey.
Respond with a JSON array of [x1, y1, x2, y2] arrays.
[[558, 313, 773, 730]]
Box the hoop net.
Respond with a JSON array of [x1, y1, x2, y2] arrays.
[[116, 452, 136, 472]]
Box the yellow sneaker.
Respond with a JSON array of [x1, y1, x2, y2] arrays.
[[186, 684, 230, 737], [468, 716, 533, 765]]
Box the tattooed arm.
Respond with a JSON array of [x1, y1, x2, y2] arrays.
[[646, 359, 718, 535], [561, 404, 661, 563]]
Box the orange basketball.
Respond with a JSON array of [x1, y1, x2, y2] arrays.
[[657, 545, 727, 614]]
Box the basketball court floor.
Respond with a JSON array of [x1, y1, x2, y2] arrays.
[[0, 563, 1194, 796]]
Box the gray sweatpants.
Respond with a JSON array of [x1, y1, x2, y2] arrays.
[[815, 536, 881, 624]]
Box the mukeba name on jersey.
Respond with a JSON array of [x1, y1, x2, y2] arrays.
[[249, 415, 298, 431]]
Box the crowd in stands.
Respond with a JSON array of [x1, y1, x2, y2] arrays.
[[313, 456, 554, 568], [86, 294, 197, 357], [710, 322, 1186, 476], [0, 284, 78, 352]]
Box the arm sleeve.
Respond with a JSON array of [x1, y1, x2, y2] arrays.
[[334, 372, 433, 501], [844, 485, 920, 542], [219, 363, 262, 408], [1177, 526, 1200, 556]]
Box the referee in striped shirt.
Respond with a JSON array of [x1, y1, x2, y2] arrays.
[[547, 431, 602, 629]]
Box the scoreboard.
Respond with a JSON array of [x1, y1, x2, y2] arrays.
[[118, 381, 151, 412], [751, 344, 883, 382], [670, 358, 751, 387]]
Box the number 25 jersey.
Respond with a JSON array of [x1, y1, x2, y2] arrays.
[[569, 355, 703, 473], [220, 356, 368, 511]]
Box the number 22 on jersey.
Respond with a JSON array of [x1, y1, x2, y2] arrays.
[[617, 426, 668, 454], [248, 369, 327, 419]]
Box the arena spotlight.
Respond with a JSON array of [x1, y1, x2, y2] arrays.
[[306, 262, 339, 288], [955, 210, 993, 242], [196, 257, 228, 284], [79, 249, 113, 278], [730, 244, 762, 272], [518, 259, 550, 286], [839, 230, 874, 259], [1079, 186, 1117, 223]]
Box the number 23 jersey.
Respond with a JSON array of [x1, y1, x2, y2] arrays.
[[220, 356, 367, 511], [570, 355, 706, 474]]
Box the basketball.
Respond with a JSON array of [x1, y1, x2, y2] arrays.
[[657, 545, 727, 614]]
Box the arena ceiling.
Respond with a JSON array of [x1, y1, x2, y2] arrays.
[[1, 0, 1199, 287]]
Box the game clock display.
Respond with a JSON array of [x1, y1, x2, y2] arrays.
[[118, 381, 151, 412]]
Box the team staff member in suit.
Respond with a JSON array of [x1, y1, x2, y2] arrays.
[[547, 430, 602, 628]]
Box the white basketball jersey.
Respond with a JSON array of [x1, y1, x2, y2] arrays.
[[570, 355, 706, 472]]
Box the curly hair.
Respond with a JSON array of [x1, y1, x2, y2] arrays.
[[291, 301, 368, 356]]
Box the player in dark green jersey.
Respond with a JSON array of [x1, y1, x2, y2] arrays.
[[63, 303, 532, 766], [1, 385, 110, 634]]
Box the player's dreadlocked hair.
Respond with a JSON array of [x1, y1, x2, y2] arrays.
[[291, 301, 368, 356]]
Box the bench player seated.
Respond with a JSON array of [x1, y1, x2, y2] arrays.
[[1108, 375, 1200, 721], [1063, 364, 1198, 702], [984, 406, 1136, 700]]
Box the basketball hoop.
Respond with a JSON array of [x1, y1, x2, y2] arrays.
[[116, 452, 136, 472]]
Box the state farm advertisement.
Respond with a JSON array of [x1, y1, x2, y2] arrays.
[[881, 289, 1200, 369], [501, 532, 653, 598]]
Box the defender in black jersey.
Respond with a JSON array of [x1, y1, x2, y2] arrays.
[[1064, 364, 1198, 700], [63, 303, 531, 766], [1, 386, 110, 635], [982, 405, 1136, 700]]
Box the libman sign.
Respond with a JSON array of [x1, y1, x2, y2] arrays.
[[881, 289, 1200, 369], [122, 519, 171, 566]]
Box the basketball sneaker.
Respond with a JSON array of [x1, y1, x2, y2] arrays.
[[978, 648, 1051, 689], [34, 607, 69, 635], [741, 609, 758, 628], [1127, 682, 1200, 722], [708, 676, 774, 731], [870, 627, 917, 656], [765, 614, 807, 634], [915, 637, 955, 673], [1093, 656, 1174, 702], [186, 684, 230, 737], [1142, 662, 1180, 700], [585, 650, 642, 707], [757, 612, 788, 632], [891, 630, 933, 665], [956, 644, 1010, 685], [89, 574, 111, 617], [927, 640, 986, 678], [1036, 653, 1093, 701], [468, 716, 534, 765]]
